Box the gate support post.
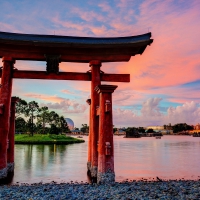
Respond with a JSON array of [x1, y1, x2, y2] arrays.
[[7, 97, 19, 173], [0, 57, 14, 181], [95, 85, 117, 184], [86, 98, 92, 172], [89, 60, 101, 178]]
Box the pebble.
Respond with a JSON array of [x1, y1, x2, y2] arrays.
[[1, 180, 200, 199]]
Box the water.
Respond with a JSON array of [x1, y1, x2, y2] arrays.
[[12, 135, 200, 184]]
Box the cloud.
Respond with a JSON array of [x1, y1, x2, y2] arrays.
[[113, 98, 200, 127], [141, 97, 162, 116], [23, 92, 87, 113], [24, 93, 64, 103], [41, 99, 87, 114], [61, 89, 74, 94]]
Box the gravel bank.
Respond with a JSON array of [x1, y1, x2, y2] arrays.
[[1, 180, 200, 200]]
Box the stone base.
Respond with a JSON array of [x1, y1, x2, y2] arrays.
[[90, 166, 98, 178], [97, 171, 115, 184], [0, 167, 7, 180], [7, 162, 14, 173], [87, 162, 91, 173]]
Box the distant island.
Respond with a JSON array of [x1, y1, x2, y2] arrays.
[[15, 134, 84, 144]]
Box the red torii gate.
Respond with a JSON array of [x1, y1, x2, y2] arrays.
[[0, 31, 153, 184]]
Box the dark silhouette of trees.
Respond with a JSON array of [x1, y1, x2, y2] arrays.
[[15, 117, 27, 133], [138, 127, 145, 133], [80, 124, 89, 133], [147, 128, 154, 133], [172, 123, 193, 133]]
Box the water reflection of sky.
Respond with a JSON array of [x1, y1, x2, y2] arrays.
[[13, 136, 200, 184]]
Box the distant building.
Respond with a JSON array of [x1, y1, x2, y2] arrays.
[[114, 129, 126, 135], [145, 125, 173, 134], [194, 123, 200, 130], [65, 118, 74, 130], [71, 129, 83, 134], [164, 123, 173, 130], [145, 126, 164, 131], [189, 123, 200, 134]]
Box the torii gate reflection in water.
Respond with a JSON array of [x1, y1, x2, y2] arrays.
[[0, 31, 153, 184]]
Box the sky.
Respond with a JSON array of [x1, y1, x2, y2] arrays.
[[0, 0, 200, 128]]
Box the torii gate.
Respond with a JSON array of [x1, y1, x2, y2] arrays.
[[0, 31, 153, 184]]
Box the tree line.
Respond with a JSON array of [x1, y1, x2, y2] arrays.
[[114, 123, 194, 134], [15, 98, 70, 136]]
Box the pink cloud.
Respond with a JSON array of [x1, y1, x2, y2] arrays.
[[61, 89, 74, 94], [24, 93, 64, 103], [41, 100, 87, 114]]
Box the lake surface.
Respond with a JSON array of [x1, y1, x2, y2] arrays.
[[12, 135, 200, 184]]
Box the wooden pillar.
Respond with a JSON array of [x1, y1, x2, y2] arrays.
[[86, 98, 91, 172], [7, 97, 19, 173], [0, 57, 14, 181], [89, 60, 101, 178], [95, 85, 117, 184]]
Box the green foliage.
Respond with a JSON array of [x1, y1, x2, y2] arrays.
[[16, 98, 28, 118], [49, 124, 60, 135], [15, 98, 70, 135], [15, 117, 27, 133], [25, 101, 39, 136]]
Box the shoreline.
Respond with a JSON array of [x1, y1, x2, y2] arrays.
[[1, 179, 200, 199]]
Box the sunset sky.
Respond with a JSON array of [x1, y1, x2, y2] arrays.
[[1, 0, 200, 128]]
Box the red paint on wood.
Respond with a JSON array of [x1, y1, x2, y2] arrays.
[[101, 74, 130, 82], [95, 85, 117, 174], [90, 60, 101, 175], [0, 44, 134, 62], [0, 57, 14, 170], [0, 104, 3, 114], [86, 99, 92, 169], [96, 107, 100, 116], [0, 70, 130, 82], [7, 97, 19, 164]]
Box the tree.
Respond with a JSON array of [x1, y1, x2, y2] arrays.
[[138, 127, 145, 133], [59, 116, 70, 133], [49, 111, 60, 126], [147, 128, 154, 133], [26, 118, 37, 135], [37, 106, 50, 134], [173, 123, 193, 133], [25, 101, 39, 136], [49, 124, 60, 135], [80, 124, 89, 133], [113, 127, 117, 133], [16, 98, 28, 118], [15, 117, 27, 133]]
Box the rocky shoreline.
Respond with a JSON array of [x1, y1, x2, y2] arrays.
[[1, 179, 200, 199]]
